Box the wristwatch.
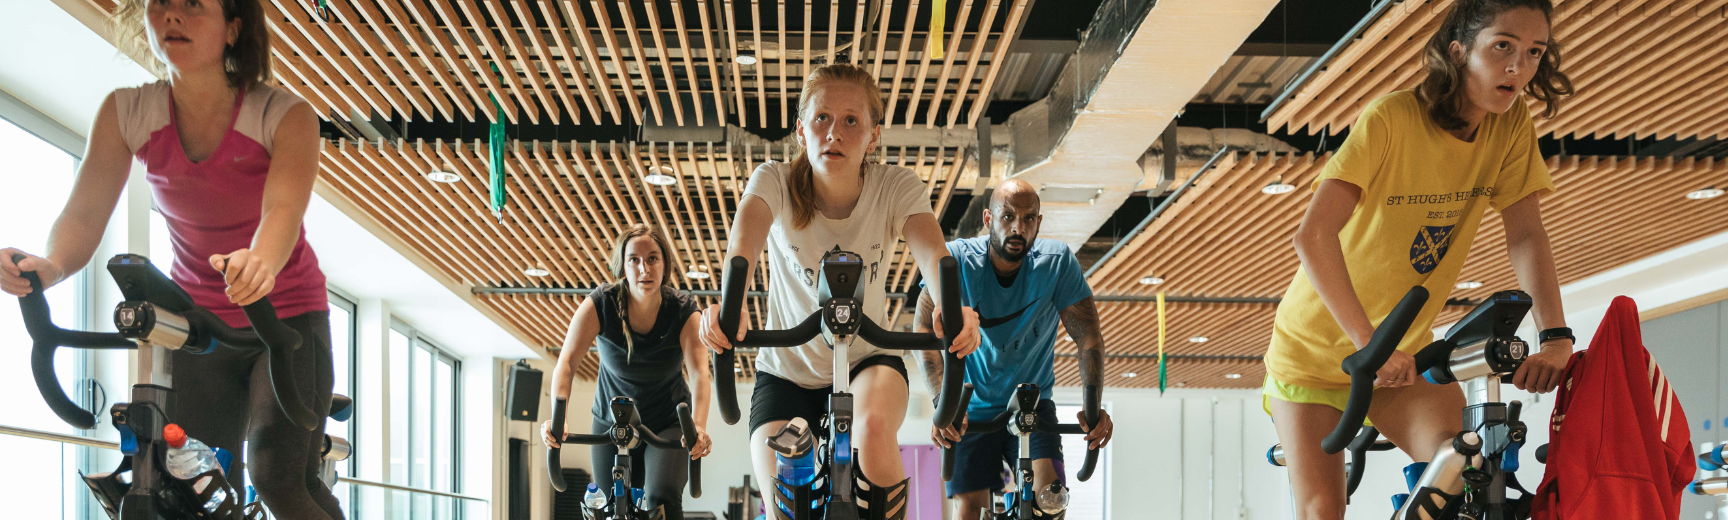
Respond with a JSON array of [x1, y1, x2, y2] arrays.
[[1539, 327, 1575, 345]]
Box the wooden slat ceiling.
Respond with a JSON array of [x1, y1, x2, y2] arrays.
[[1191, 54, 1316, 105], [86, 0, 1033, 129], [1265, 0, 1728, 140], [1074, 152, 1728, 389], [317, 138, 973, 378]]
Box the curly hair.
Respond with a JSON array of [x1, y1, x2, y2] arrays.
[[1415, 0, 1575, 131]]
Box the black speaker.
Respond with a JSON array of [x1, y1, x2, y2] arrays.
[[506, 361, 543, 422]]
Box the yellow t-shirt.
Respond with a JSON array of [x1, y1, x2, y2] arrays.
[[1264, 90, 1554, 389]]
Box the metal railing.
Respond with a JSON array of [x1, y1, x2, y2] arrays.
[[0, 423, 486, 503]]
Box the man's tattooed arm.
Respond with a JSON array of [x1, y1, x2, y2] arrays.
[[1059, 296, 1106, 389], [914, 289, 946, 397]]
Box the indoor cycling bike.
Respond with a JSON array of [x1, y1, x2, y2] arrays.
[[546, 396, 701, 520], [14, 253, 328, 520], [709, 251, 970, 520], [1304, 287, 1545, 520], [939, 383, 1101, 520]]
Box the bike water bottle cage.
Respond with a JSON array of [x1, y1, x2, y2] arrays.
[[769, 417, 816, 459]]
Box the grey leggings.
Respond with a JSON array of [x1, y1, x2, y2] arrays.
[[172, 311, 342, 520], [591, 419, 690, 520]]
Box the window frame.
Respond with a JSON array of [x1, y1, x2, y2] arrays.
[[387, 319, 464, 518], [326, 289, 359, 513]]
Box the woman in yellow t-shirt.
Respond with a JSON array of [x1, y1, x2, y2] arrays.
[[1264, 1, 1576, 517]]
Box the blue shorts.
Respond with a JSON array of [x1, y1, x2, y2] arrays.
[[945, 399, 1066, 497]]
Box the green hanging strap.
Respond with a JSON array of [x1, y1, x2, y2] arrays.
[[487, 62, 507, 222]]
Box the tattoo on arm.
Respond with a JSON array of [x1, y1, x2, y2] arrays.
[[914, 291, 945, 395], [1061, 297, 1106, 388]]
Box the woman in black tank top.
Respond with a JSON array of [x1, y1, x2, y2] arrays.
[[542, 225, 713, 518]]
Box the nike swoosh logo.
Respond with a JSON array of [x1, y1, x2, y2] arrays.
[[978, 302, 1034, 329]]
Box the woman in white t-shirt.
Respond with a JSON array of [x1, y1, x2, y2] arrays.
[[698, 63, 981, 518]]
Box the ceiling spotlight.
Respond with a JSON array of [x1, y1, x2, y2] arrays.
[[1261, 181, 1296, 195], [1189, 336, 1209, 343], [1455, 280, 1484, 290], [734, 53, 758, 66], [424, 170, 460, 183], [733, 366, 743, 373], [523, 267, 551, 277], [1224, 373, 1242, 379], [644, 166, 678, 186], [1139, 276, 1165, 285], [685, 269, 711, 280], [1122, 372, 1138, 378], [1687, 187, 1725, 200], [1175, 381, 1188, 388]]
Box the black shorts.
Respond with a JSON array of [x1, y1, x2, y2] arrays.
[[748, 354, 909, 434]]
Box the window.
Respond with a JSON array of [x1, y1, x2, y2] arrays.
[[327, 292, 357, 518], [380, 321, 462, 519], [0, 113, 87, 518], [1057, 403, 1110, 520]]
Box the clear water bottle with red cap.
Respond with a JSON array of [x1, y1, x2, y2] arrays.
[[163, 424, 231, 511]]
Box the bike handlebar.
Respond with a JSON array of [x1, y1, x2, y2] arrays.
[[713, 255, 968, 427], [546, 399, 703, 497], [1323, 286, 1430, 454], [939, 383, 1102, 483], [14, 254, 321, 431]]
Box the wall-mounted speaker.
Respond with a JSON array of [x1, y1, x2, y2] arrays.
[[506, 361, 543, 422]]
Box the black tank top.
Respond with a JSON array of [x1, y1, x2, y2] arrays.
[[591, 283, 700, 431]]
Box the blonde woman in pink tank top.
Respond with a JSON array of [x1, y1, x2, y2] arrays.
[[0, 0, 340, 518]]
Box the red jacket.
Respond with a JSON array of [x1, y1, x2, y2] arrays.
[[1532, 296, 1694, 519]]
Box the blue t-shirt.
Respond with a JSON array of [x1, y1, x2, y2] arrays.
[[934, 236, 1092, 416]]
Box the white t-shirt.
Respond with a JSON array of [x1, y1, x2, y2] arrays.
[[743, 161, 935, 388]]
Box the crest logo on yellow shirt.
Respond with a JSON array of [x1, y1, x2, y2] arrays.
[[1409, 225, 1456, 274]]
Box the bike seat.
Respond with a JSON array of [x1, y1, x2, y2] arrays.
[[329, 394, 353, 422]]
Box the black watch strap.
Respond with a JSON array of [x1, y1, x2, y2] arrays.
[[1539, 327, 1575, 344]]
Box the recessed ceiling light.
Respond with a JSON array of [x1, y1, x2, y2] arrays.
[[734, 53, 758, 66], [1188, 336, 1209, 343], [644, 166, 678, 186], [424, 170, 460, 183], [685, 269, 711, 280], [1122, 372, 1138, 378], [1139, 276, 1165, 285], [1224, 373, 1242, 379], [523, 267, 551, 277], [1175, 382, 1188, 388], [1455, 280, 1484, 290], [733, 366, 743, 373], [1261, 181, 1296, 195], [1687, 187, 1724, 200]]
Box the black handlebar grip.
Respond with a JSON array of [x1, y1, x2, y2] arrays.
[[1078, 444, 1102, 483], [1535, 443, 1549, 465], [548, 399, 569, 492], [677, 403, 702, 498], [15, 256, 132, 429], [1323, 287, 1430, 454], [1076, 382, 1103, 482], [714, 256, 747, 426], [933, 257, 966, 428], [940, 384, 975, 481], [1344, 427, 1381, 497], [240, 298, 321, 431]]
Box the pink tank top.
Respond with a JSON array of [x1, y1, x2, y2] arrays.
[[114, 81, 327, 327]]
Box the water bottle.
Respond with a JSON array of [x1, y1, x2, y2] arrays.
[[1034, 483, 1069, 514], [583, 483, 607, 510], [770, 418, 818, 487], [776, 450, 818, 487], [634, 487, 648, 511], [162, 424, 228, 511]]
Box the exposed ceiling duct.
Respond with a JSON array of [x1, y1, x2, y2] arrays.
[[1001, 0, 1283, 249]]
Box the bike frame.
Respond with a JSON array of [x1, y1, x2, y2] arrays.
[[710, 251, 969, 520], [942, 383, 1100, 520], [547, 397, 701, 520]]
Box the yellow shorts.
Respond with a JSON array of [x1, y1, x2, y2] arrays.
[[1260, 374, 1374, 426]]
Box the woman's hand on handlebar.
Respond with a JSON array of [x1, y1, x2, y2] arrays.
[[209, 249, 276, 306], [931, 415, 968, 449], [698, 304, 746, 352], [1, 249, 66, 296], [930, 305, 982, 357], [1079, 409, 1115, 449], [1373, 349, 1419, 388], [1512, 338, 1572, 393], [685, 427, 712, 460], [540, 419, 563, 449]]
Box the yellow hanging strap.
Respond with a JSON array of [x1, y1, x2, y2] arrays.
[[929, 0, 947, 59], [1157, 292, 1167, 395]]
